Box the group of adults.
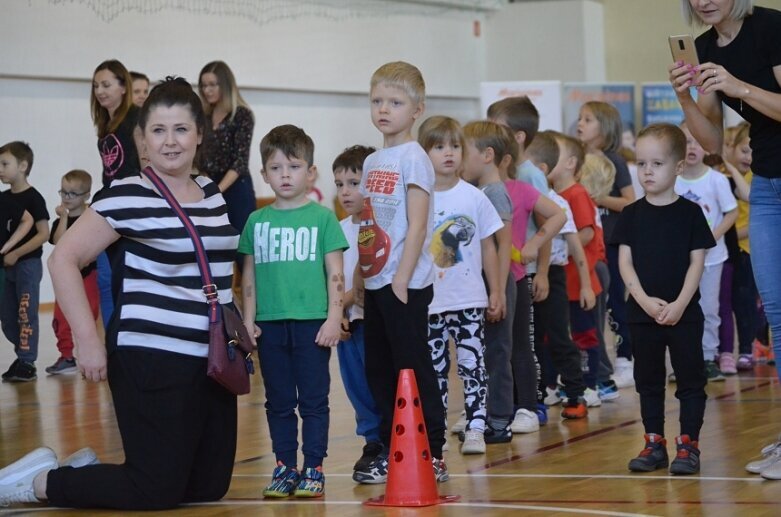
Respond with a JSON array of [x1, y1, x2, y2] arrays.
[[1, 0, 780, 510]]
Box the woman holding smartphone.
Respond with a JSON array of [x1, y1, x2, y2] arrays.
[[669, 0, 781, 480]]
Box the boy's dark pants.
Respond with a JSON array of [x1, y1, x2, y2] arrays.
[[630, 320, 707, 440], [364, 284, 445, 458]]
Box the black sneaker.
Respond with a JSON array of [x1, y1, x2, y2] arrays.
[[2, 360, 36, 382], [1, 359, 20, 380], [669, 435, 700, 475], [483, 422, 512, 444], [45, 357, 78, 375], [352, 451, 388, 484], [353, 441, 383, 471], [628, 434, 669, 472]]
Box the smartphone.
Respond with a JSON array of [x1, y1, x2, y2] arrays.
[[669, 35, 699, 67]]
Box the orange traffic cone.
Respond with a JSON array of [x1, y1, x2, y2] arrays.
[[365, 369, 459, 507]]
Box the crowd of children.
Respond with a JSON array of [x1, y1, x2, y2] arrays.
[[0, 58, 776, 506]]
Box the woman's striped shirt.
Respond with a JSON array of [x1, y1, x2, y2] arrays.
[[91, 174, 239, 357]]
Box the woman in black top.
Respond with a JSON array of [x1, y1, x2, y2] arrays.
[[198, 61, 256, 235], [669, 0, 781, 479]]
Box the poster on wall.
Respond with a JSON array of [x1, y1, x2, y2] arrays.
[[562, 83, 635, 136], [642, 83, 687, 126], [480, 81, 562, 131]]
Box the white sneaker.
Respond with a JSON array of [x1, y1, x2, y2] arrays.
[[0, 447, 58, 507], [583, 388, 602, 407], [510, 408, 540, 434], [613, 358, 635, 388], [60, 448, 99, 469], [746, 440, 781, 474], [450, 411, 467, 434], [460, 430, 486, 455], [760, 450, 781, 480], [544, 386, 562, 406]]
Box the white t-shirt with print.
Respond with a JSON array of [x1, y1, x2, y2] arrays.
[[675, 167, 738, 266], [340, 217, 363, 322], [429, 180, 504, 315], [548, 189, 577, 266], [359, 141, 435, 290]]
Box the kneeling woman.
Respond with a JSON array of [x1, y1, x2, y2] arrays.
[[0, 77, 239, 510]]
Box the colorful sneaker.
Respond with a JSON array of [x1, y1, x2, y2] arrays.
[[60, 448, 99, 468], [0, 447, 58, 507], [262, 462, 300, 498], [561, 397, 588, 419], [461, 430, 486, 455], [669, 435, 700, 475], [483, 422, 512, 444], [704, 360, 725, 382], [352, 452, 388, 484], [432, 458, 449, 482], [628, 434, 669, 472], [510, 409, 539, 434], [450, 411, 467, 434], [294, 467, 324, 498], [583, 388, 602, 407], [544, 386, 562, 406], [613, 358, 635, 388], [45, 357, 78, 375], [718, 353, 737, 375], [2, 361, 36, 382], [353, 441, 383, 472], [597, 380, 620, 401], [536, 403, 548, 426], [736, 354, 754, 371]]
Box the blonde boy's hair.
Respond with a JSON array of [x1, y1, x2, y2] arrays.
[[579, 154, 616, 200], [637, 123, 687, 163], [582, 101, 623, 153], [681, 0, 753, 26], [418, 116, 465, 154], [370, 61, 425, 104], [554, 132, 586, 173], [463, 120, 518, 171], [525, 130, 560, 173], [63, 169, 92, 193]]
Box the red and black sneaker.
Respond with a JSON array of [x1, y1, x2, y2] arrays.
[[669, 435, 700, 475], [628, 434, 669, 472]]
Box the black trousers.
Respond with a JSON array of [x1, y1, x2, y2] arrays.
[[364, 285, 445, 458], [630, 321, 707, 440], [534, 265, 585, 399], [47, 347, 237, 510]]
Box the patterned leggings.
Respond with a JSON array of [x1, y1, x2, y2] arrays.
[[428, 309, 488, 432]]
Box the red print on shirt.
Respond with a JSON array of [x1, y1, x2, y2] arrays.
[[364, 169, 399, 195]]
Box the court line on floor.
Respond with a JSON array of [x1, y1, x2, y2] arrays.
[[232, 472, 763, 482]]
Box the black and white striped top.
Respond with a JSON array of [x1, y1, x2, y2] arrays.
[[91, 175, 239, 357]]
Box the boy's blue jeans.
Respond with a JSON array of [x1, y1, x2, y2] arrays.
[[749, 175, 781, 379], [258, 319, 331, 469], [337, 321, 381, 443], [1, 258, 42, 363]]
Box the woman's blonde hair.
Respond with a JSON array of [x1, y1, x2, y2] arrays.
[[198, 61, 249, 119], [579, 153, 616, 201], [681, 0, 753, 26]]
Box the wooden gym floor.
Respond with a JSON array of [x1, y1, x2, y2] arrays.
[[1, 308, 779, 516]]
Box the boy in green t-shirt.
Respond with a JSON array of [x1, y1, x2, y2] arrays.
[[238, 125, 348, 499]]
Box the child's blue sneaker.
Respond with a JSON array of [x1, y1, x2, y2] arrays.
[[536, 403, 548, 425], [294, 467, 325, 498], [597, 380, 620, 401], [262, 462, 299, 498]]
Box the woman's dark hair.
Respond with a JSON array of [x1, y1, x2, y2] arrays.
[[138, 76, 206, 134]]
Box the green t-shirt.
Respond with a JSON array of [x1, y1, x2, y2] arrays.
[[238, 202, 348, 321]]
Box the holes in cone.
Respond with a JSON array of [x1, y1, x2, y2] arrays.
[[397, 397, 406, 409], [418, 423, 424, 434], [393, 451, 404, 463], [422, 449, 430, 460], [395, 424, 405, 435], [413, 397, 420, 407]]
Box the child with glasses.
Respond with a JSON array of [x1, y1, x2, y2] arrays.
[[46, 170, 99, 375]]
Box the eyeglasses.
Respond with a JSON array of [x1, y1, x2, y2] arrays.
[[58, 190, 88, 199], [200, 82, 219, 90]]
